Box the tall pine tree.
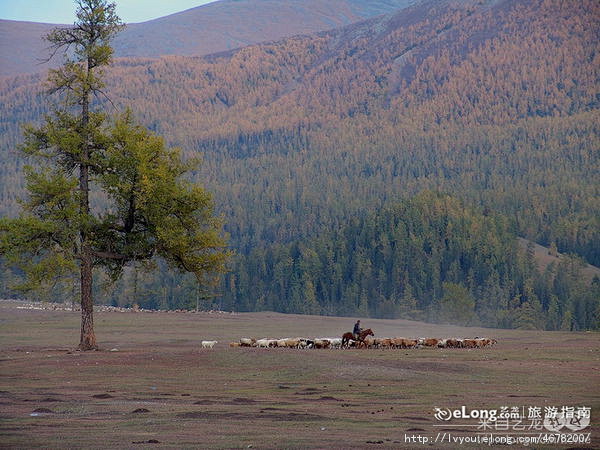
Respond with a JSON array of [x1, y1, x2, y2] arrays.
[[0, 1, 230, 350]]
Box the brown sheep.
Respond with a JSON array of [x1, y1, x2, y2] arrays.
[[285, 338, 301, 348], [420, 338, 439, 347], [378, 338, 393, 349], [390, 338, 404, 348], [404, 338, 418, 348], [445, 338, 462, 348], [462, 339, 477, 348]]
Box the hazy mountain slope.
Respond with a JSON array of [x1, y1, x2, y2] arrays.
[[116, 0, 420, 57], [0, 0, 419, 77], [0, 20, 56, 78]]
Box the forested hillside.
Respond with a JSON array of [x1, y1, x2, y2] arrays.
[[0, 0, 598, 328], [223, 192, 599, 330]]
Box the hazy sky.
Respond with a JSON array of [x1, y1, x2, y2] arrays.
[[0, 0, 218, 24]]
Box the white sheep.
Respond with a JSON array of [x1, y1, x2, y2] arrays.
[[239, 337, 256, 347], [201, 340, 217, 349], [327, 338, 342, 349], [256, 338, 271, 348]]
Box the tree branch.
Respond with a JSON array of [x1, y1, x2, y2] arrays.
[[91, 250, 127, 260]]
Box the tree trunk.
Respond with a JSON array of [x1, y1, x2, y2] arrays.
[[78, 143, 96, 350], [78, 61, 97, 350], [79, 252, 97, 350]]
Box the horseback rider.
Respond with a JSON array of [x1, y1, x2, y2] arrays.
[[353, 320, 362, 340]]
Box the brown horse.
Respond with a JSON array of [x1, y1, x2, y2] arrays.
[[341, 328, 374, 348]]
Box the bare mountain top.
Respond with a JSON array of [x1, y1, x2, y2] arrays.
[[0, 20, 57, 78], [0, 0, 419, 78]]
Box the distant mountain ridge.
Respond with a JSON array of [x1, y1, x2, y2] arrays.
[[0, 0, 419, 77]]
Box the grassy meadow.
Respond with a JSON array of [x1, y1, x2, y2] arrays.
[[1, 300, 598, 448]]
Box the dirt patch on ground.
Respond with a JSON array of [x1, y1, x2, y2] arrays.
[[30, 408, 54, 414], [177, 410, 327, 422], [92, 393, 114, 399]]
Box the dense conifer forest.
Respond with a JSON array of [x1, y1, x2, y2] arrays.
[[0, 0, 598, 329]]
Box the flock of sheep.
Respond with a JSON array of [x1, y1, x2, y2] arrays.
[[200, 336, 497, 349]]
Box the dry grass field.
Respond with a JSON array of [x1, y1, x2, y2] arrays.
[[1, 300, 598, 449]]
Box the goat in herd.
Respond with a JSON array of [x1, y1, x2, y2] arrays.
[[201, 335, 497, 349]]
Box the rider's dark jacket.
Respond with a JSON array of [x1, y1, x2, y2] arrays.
[[353, 322, 361, 335]]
